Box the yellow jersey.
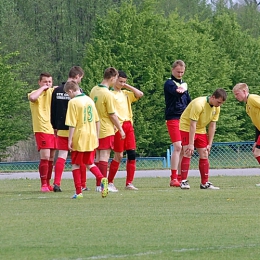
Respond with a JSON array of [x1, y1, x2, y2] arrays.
[[180, 96, 220, 134], [246, 94, 260, 130], [28, 88, 54, 134], [65, 93, 99, 152], [57, 130, 69, 137], [111, 89, 138, 125], [90, 84, 116, 138]]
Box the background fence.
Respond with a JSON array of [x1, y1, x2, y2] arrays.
[[0, 141, 258, 172]]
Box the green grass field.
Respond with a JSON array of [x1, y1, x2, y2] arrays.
[[1, 175, 260, 260]]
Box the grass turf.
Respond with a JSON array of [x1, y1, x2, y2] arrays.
[[1, 175, 260, 260]]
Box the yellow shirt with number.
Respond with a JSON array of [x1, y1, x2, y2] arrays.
[[90, 84, 116, 138], [28, 88, 54, 134], [111, 89, 138, 125], [246, 94, 260, 131], [180, 96, 220, 134], [65, 93, 99, 152]]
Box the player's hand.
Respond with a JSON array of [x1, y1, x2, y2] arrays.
[[68, 140, 73, 151], [42, 84, 50, 91], [185, 144, 194, 156], [120, 129, 126, 139], [206, 145, 212, 155], [176, 87, 186, 93]]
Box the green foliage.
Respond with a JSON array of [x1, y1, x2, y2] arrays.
[[0, 48, 30, 158], [1, 0, 260, 157]]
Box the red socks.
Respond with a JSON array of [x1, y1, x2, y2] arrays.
[[80, 164, 87, 188], [54, 157, 65, 186], [39, 159, 49, 186], [256, 156, 260, 164], [199, 158, 209, 184], [181, 157, 191, 181], [98, 161, 108, 177], [170, 169, 178, 180], [108, 160, 120, 183], [89, 165, 104, 186], [72, 169, 82, 195], [126, 160, 136, 185]]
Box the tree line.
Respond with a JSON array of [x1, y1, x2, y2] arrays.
[[0, 0, 260, 159]]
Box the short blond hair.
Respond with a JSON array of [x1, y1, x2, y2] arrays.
[[172, 60, 185, 69], [64, 80, 79, 92], [232, 83, 249, 92]]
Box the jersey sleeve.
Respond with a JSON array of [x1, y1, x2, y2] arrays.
[[65, 101, 77, 127]]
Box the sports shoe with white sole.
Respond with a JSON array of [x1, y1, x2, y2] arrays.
[[180, 180, 190, 189], [95, 186, 101, 192], [108, 183, 118, 192], [200, 182, 220, 190], [101, 178, 108, 198], [71, 193, 83, 199], [125, 183, 138, 190]]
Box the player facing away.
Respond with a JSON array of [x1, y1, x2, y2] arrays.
[[89, 67, 125, 186], [51, 66, 89, 192], [64, 81, 108, 199], [179, 88, 227, 190], [164, 60, 191, 188], [28, 72, 56, 192], [233, 83, 260, 187], [107, 70, 144, 192]]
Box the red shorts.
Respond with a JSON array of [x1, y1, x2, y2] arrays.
[[56, 136, 69, 151], [256, 135, 260, 146], [114, 121, 136, 152], [35, 132, 56, 151], [98, 135, 114, 150], [180, 130, 208, 148], [166, 120, 181, 143], [71, 150, 95, 165]]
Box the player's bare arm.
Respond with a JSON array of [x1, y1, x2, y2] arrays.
[[207, 121, 216, 154], [28, 85, 50, 102], [109, 113, 126, 139], [185, 120, 197, 156], [124, 84, 144, 98]]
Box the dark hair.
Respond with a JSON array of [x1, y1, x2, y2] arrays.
[[103, 67, 118, 79], [68, 66, 84, 78], [39, 72, 52, 81], [212, 88, 227, 101], [118, 70, 127, 79]]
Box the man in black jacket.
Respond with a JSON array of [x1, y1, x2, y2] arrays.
[[164, 60, 191, 188], [51, 66, 89, 192]]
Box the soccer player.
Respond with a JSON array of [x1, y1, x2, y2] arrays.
[[179, 88, 227, 189], [89, 67, 125, 185], [232, 83, 260, 187], [164, 60, 191, 188], [107, 70, 143, 192], [64, 81, 108, 199], [28, 72, 56, 192], [51, 66, 89, 192]]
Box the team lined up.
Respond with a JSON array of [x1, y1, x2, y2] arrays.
[[28, 66, 143, 199], [28, 61, 260, 197]]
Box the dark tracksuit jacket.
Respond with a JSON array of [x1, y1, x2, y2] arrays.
[[164, 75, 191, 120], [51, 82, 70, 130]]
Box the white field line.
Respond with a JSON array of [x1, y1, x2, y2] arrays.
[[53, 243, 260, 260]]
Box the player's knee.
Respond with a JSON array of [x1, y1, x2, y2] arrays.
[[126, 149, 136, 160]]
